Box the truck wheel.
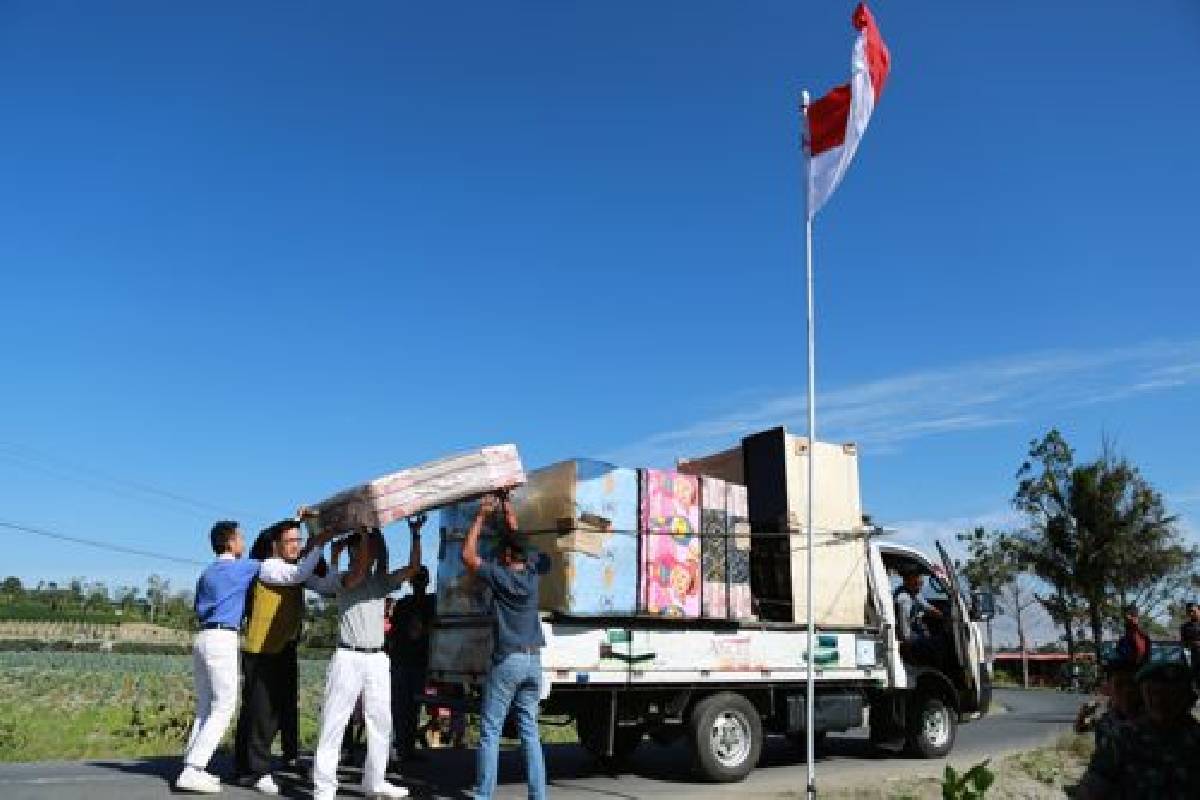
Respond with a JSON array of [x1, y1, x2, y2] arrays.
[[688, 692, 763, 782], [905, 693, 955, 758]]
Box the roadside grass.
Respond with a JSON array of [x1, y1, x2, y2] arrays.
[[817, 733, 1094, 799], [0, 652, 578, 762]]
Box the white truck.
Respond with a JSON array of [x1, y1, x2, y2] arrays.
[[429, 537, 996, 782]]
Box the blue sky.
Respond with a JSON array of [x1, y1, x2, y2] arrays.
[[1, 1, 1198, 608]]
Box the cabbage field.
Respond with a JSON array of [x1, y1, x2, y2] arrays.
[[0, 651, 327, 762]]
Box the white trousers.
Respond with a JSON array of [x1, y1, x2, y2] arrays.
[[313, 649, 393, 796], [183, 629, 240, 770]]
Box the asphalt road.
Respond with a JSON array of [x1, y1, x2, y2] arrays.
[[0, 689, 1085, 800]]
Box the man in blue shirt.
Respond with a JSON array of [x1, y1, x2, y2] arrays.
[[176, 517, 333, 794], [461, 492, 546, 800]]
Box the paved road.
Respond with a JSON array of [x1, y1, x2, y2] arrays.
[[0, 689, 1085, 800]]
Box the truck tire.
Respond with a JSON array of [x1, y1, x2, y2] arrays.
[[688, 692, 763, 782], [905, 692, 956, 758], [576, 715, 644, 764]]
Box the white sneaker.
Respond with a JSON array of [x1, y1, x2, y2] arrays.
[[252, 774, 280, 795], [176, 765, 222, 794], [364, 781, 410, 799]]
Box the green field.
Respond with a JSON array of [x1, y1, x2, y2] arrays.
[[0, 651, 575, 763]]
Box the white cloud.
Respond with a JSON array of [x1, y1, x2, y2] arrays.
[[602, 339, 1200, 467]]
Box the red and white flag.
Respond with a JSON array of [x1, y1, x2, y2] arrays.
[[805, 3, 891, 217]]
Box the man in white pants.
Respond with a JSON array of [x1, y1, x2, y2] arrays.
[[177, 516, 332, 794], [307, 516, 424, 800]]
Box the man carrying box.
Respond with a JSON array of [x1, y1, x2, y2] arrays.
[[177, 516, 332, 794], [461, 492, 547, 800], [232, 514, 329, 794], [307, 517, 426, 800]]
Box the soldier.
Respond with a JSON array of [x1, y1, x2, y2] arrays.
[[1076, 661, 1200, 799]]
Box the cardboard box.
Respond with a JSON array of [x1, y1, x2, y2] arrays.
[[436, 460, 639, 615]]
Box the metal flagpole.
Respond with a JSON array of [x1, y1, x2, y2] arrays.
[[800, 89, 817, 800]]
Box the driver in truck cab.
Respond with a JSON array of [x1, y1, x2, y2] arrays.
[[893, 567, 943, 666]]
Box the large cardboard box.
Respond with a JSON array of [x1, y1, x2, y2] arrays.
[[639, 469, 701, 618], [313, 445, 525, 531], [516, 460, 639, 615], [436, 460, 639, 616], [743, 427, 867, 625]]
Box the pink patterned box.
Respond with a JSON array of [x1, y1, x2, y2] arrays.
[[639, 469, 701, 618], [313, 445, 525, 531]]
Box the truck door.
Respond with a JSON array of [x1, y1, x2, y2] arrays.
[[934, 541, 980, 708]]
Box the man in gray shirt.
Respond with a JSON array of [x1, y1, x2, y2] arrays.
[[308, 516, 425, 800], [893, 567, 943, 667]]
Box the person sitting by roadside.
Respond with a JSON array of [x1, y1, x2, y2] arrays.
[[1074, 656, 1142, 751], [1076, 660, 1200, 799]]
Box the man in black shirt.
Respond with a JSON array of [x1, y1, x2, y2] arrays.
[[1181, 602, 1200, 685], [388, 566, 435, 763], [461, 492, 546, 800]]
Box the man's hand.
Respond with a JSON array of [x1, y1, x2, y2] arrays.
[[479, 495, 499, 517]]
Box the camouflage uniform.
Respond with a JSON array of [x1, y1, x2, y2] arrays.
[[1078, 713, 1200, 798]]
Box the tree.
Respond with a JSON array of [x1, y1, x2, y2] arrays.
[[1012, 430, 1085, 663], [0, 576, 22, 599], [957, 527, 1038, 687], [146, 575, 170, 624], [1013, 429, 1195, 654]]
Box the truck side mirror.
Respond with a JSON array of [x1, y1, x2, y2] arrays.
[[971, 591, 996, 621]]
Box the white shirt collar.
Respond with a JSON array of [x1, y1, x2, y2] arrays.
[[218, 553, 235, 561]]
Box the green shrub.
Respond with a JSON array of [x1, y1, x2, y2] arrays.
[[942, 760, 994, 799]]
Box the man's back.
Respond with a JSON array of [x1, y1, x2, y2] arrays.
[[477, 560, 544, 661]]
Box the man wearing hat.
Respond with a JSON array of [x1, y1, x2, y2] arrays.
[[1077, 660, 1200, 798]]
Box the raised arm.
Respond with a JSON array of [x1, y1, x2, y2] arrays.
[[461, 496, 496, 575], [388, 514, 426, 587]]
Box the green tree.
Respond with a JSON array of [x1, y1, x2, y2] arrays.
[[957, 527, 1038, 686], [0, 576, 22, 600], [1013, 430, 1194, 654]]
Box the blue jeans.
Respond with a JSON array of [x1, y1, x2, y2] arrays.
[[474, 651, 546, 800]]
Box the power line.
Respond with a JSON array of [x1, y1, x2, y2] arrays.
[[0, 441, 267, 526], [0, 520, 207, 567]]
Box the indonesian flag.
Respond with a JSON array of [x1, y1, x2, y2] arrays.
[[805, 3, 891, 217]]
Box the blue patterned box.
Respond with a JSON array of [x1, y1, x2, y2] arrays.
[[517, 459, 639, 615]]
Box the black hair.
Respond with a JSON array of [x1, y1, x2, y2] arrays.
[[248, 530, 274, 561], [262, 519, 300, 544], [210, 520, 240, 555], [499, 536, 526, 561]]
